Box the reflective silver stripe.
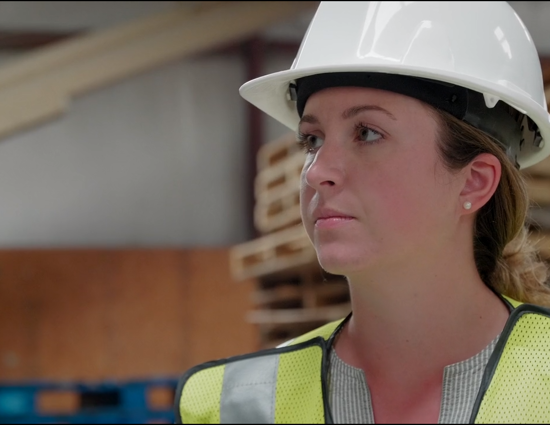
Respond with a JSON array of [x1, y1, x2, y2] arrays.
[[220, 353, 280, 424], [276, 338, 295, 348]]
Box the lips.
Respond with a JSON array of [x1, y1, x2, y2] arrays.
[[313, 207, 355, 224]]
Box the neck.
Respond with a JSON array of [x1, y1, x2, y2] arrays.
[[336, 246, 509, 387]]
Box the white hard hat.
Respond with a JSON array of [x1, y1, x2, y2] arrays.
[[239, 1, 550, 169]]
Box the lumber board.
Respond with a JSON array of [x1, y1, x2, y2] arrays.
[[254, 153, 304, 201], [252, 278, 349, 309], [254, 201, 302, 235], [256, 132, 300, 172], [252, 284, 303, 309], [230, 225, 316, 280], [0, 2, 319, 140]]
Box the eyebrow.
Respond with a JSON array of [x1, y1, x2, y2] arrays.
[[299, 104, 397, 126], [343, 105, 396, 120]]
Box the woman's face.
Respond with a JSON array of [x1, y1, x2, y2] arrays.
[[299, 86, 463, 277]]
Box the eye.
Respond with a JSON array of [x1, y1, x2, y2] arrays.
[[297, 132, 324, 153], [357, 125, 382, 143]]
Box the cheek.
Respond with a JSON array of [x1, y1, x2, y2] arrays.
[[368, 160, 447, 230]]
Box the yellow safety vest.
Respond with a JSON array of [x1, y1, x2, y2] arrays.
[[175, 296, 550, 423]]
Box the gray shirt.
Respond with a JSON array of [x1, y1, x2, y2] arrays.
[[328, 335, 499, 423]]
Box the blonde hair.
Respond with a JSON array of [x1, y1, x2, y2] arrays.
[[434, 109, 550, 306]]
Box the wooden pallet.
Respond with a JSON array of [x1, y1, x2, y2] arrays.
[[250, 303, 351, 350], [254, 151, 304, 234], [253, 268, 349, 307], [229, 224, 317, 281], [256, 132, 301, 172], [247, 304, 351, 325], [254, 192, 302, 235], [248, 266, 350, 348]]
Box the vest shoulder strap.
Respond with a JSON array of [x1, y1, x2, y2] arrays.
[[174, 336, 330, 424], [278, 317, 346, 348], [175, 360, 226, 424], [474, 304, 550, 423], [500, 294, 523, 309]]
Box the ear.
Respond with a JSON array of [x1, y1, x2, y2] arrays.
[[459, 153, 501, 213]]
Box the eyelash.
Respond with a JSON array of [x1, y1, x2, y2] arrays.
[[296, 123, 383, 153], [296, 132, 317, 153], [355, 122, 383, 143]]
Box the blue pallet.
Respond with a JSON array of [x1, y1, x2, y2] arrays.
[[0, 377, 179, 424]]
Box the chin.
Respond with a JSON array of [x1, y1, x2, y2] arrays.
[[315, 249, 369, 276]]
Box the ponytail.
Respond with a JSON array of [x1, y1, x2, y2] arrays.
[[434, 109, 550, 306]]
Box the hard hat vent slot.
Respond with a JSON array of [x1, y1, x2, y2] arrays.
[[483, 93, 500, 108]]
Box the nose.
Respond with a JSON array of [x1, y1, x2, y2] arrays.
[[303, 142, 345, 191]]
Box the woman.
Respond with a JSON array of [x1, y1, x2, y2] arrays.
[[175, 2, 550, 423]]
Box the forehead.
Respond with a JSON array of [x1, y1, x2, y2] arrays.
[[302, 85, 433, 117], [300, 86, 442, 154]]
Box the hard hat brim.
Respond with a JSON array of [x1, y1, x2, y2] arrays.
[[240, 64, 550, 170]]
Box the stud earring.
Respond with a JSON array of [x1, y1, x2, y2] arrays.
[[463, 201, 472, 210]]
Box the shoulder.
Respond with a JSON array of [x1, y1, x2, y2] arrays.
[[500, 299, 550, 347], [173, 317, 346, 423]]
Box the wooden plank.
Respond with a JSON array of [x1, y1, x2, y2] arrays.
[[256, 132, 300, 172], [246, 304, 351, 325], [254, 200, 302, 235], [230, 224, 317, 280], [315, 283, 350, 306], [237, 250, 318, 281], [0, 29, 78, 50], [255, 175, 300, 206], [254, 267, 348, 302], [255, 153, 304, 201], [0, 2, 319, 141], [254, 149, 303, 234], [0, 4, 216, 90], [252, 285, 303, 307], [253, 282, 349, 309]]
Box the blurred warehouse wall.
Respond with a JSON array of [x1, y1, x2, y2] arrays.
[[0, 51, 252, 247], [0, 248, 257, 381]]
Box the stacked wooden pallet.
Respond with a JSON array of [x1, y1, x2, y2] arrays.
[[523, 155, 550, 262], [230, 132, 350, 349], [230, 132, 550, 349]]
